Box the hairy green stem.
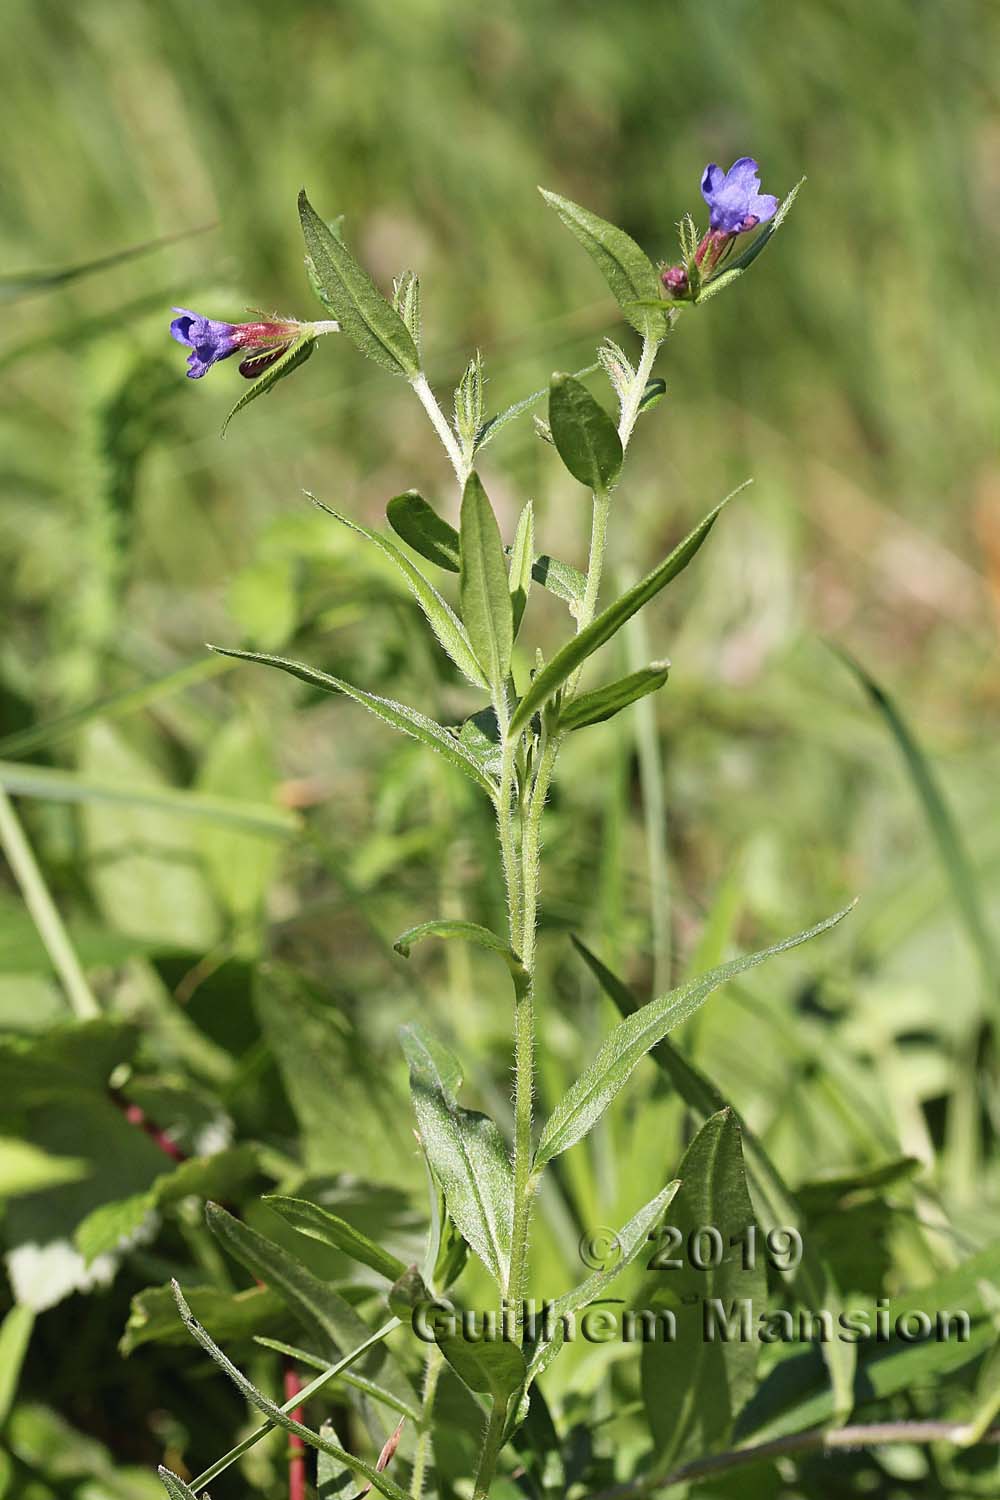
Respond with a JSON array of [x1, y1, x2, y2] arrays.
[[410, 372, 467, 483], [472, 1398, 510, 1500], [410, 1346, 443, 1500], [0, 785, 99, 1020], [617, 334, 658, 450]]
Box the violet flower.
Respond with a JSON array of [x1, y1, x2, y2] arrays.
[[170, 310, 331, 380], [700, 157, 778, 236]]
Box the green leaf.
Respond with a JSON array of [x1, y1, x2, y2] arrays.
[[263, 1197, 407, 1283], [571, 934, 857, 1425], [535, 903, 853, 1168], [391, 271, 421, 353], [158, 1469, 198, 1500], [637, 377, 667, 415], [172, 1282, 410, 1500], [558, 661, 669, 732], [641, 1110, 766, 1467], [205, 1204, 414, 1429], [0, 1138, 89, 1198], [508, 501, 534, 635], [121, 1282, 286, 1356], [253, 1337, 418, 1422], [298, 190, 419, 377], [457, 708, 503, 780], [472, 361, 600, 453], [210, 648, 497, 799], [0, 1305, 34, 1425], [549, 1180, 680, 1322], [548, 373, 622, 493], [531, 554, 586, 608], [435, 1327, 525, 1403], [459, 473, 514, 693], [540, 189, 669, 339], [314, 499, 486, 688], [221, 334, 315, 436], [386, 492, 460, 573], [394, 919, 527, 991], [454, 351, 485, 448], [509, 490, 742, 739], [400, 1024, 513, 1286]]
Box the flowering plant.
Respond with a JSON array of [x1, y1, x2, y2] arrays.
[[155, 163, 883, 1500]]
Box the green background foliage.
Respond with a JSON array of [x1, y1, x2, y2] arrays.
[[1, 1, 999, 1496]]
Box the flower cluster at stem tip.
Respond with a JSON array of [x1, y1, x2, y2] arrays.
[[167, 157, 777, 378], [661, 156, 778, 299]]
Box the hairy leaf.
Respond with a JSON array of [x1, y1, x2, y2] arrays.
[[559, 661, 670, 732], [386, 491, 460, 573], [548, 373, 622, 492], [459, 473, 514, 693]]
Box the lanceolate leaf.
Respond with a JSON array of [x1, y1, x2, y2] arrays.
[[158, 1468, 199, 1500], [548, 373, 623, 493], [263, 1196, 408, 1283], [472, 361, 600, 452], [172, 1282, 410, 1500], [400, 1024, 513, 1287], [549, 1180, 680, 1321], [509, 491, 741, 739], [298, 190, 419, 377], [459, 473, 514, 693], [697, 179, 805, 304], [209, 648, 497, 799], [386, 491, 460, 573], [641, 1110, 766, 1467], [393, 919, 528, 992], [509, 501, 534, 634], [558, 661, 670, 732], [540, 189, 669, 339], [313, 499, 485, 688], [221, 334, 316, 435], [571, 935, 857, 1424], [531, 554, 586, 607], [534, 903, 853, 1168]]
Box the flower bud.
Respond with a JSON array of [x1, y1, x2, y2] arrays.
[[661, 265, 689, 299]]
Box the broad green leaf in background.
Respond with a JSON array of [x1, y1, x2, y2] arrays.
[[255, 963, 414, 1185], [509, 491, 741, 738], [548, 373, 623, 493], [435, 1326, 524, 1403], [264, 1196, 408, 1283], [641, 1110, 766, 1468], [401, 1024, 513, 1286], [120, 1282, 287, 1356], [540, 189, 670, 339], [572, 936, 857, 1423], [314, 499, 486, 688], [298, 190, 419, 377], [211, 648, 496, 799], [394, 919, 527, 986], [195, 718, 281, 928], [535, 903, 853, 1168], [0, 1304, 34, 1425], [459, 474, 514, 694], [508, 501, 534, 635], [221, 333, 316, 435], [0, 1139, 89, 1198], [386, 491, 460, 573], [558, 661, 670, 732]]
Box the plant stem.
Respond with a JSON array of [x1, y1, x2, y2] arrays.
[[410, 372, 467, 483], [617, 334, 658, 450], [472, 1399, 510, 1500], [410, 1346, 443, 1500], [585, 1420, 1000, 1500], [0, 785, 99, 1020]]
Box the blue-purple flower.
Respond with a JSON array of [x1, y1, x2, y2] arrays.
[[169, 309, 304, 380], [700, 157, 778, 236]]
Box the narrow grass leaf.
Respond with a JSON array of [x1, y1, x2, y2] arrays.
[[209, 648, 496, 799], [536, 903, 853, 1168]]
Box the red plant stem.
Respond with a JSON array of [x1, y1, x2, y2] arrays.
[[284, 1364, 307, 1500], [118, 1097, 187, 1161]]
